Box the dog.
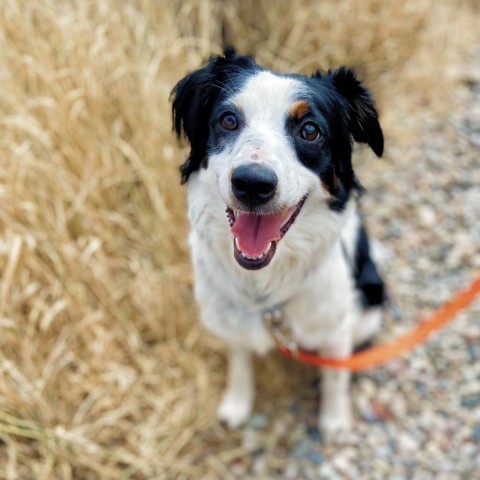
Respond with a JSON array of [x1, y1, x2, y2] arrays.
[[171, 48, 386, 437]]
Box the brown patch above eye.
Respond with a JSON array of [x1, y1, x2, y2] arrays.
[[233, 102, 244, 114], [289, 100, 310, 120]]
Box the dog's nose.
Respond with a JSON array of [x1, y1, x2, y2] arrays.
[[231, 164, 278, 208]]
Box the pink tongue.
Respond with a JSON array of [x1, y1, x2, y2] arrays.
[[231, 212, 285, 257]]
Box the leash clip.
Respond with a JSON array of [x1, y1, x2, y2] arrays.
[[263, 307, 299, 357]]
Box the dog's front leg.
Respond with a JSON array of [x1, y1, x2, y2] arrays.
[[319, 330, 353, 439], [217, 345, 254, 428]]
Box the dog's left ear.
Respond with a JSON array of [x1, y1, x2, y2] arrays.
[[327, 67, 384, 157]]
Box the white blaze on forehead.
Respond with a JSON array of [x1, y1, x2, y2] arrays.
[[212, 70, 320, 211], [233, 71, 305, 127]]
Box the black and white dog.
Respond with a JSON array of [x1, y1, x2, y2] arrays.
[[172, 48, 385, 437]]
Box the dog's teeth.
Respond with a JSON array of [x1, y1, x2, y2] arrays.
[[234, 238, 269, 262], [264, 242, 272, 254]]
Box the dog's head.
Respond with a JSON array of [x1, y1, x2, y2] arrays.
[[172, 48, 383, 270]]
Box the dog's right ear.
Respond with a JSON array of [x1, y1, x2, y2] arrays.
[[172, 48, 257, 183], [171, 62, 219, 183]]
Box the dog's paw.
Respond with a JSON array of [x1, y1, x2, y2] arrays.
[[217, 392, 252, 428], [318, 410, 352, 443]]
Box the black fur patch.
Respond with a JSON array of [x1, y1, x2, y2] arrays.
[[353, 223, 386, 308]]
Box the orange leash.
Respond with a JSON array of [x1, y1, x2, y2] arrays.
[[279, 277, 480, 371]]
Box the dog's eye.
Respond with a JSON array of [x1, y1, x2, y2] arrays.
[[220, 113, 239, 131], [299, 122, 321, 142]]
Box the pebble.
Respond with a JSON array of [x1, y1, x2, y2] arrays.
[[292, 437, 324, 465], [361, 401, 395, 423], [318, 463, 339, 480], [248, 413, 268, 430], [417, 205, 437, 227], [306, 451, 324, 465], [472, 423, 480, 443], [461, 393, 480, 409], [467, 342, 480, 361], [284, 462, 299, 480], [306, 425, 322, 442], [396, 432, 420, 454], [292, 437, 312, 458]]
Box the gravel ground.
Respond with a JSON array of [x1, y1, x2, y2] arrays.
[[222, 59, 480, 479]]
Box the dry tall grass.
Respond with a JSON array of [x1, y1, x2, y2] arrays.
[[0, 0, 478, 478]]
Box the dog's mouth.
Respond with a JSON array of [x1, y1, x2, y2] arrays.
[[226, 196, 307, 270]]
